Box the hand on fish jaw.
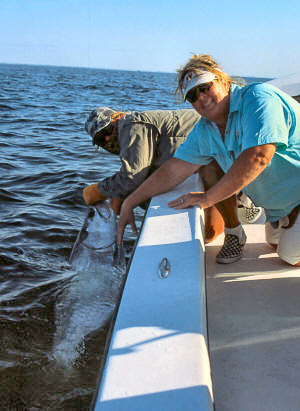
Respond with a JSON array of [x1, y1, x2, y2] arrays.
[[82, 184, 122, 214], [82, 183, 106, 205]]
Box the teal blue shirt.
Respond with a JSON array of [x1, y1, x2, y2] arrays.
[[174, 83, 300, 221]]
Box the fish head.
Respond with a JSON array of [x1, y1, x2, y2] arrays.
[[82, 202, 117, 250]]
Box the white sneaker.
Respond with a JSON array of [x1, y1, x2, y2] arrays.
[[237, 204, 263, 224]]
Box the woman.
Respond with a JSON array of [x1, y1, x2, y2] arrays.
[[118, 54, 300, 266]]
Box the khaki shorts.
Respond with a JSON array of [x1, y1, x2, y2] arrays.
[[265, 213, 300, 265]]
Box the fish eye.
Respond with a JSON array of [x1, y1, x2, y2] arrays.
[[88, 208, 95, 217]]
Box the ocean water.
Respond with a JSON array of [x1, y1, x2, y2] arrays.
[[0, 63, 270, 410]]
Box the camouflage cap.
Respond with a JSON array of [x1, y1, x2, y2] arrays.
[[85, 107, 117, 138]]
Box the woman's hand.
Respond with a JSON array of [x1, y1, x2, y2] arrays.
[[117, 199, 138, 244], [168, 191, 213, 210]]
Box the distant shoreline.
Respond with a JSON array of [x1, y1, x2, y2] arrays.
[[0, 61, 273, 81]]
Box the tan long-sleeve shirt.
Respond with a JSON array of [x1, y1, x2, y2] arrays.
[[98, 109, 200, 199]]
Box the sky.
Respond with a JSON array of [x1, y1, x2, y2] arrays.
[[1, 0, 300, 78]]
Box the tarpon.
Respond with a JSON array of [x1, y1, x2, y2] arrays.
[[53, 202, 126, 366]]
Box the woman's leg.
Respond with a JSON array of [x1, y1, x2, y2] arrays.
[[204, 206, 224, 243], [199, 161, 246, 263], [199, 160, 240, 235], [265, 221, 282, 250]]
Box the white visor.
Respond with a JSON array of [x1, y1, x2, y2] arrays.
[[183, 71, 216, 99]]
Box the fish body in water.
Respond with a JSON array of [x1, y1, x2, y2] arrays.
[[53, 202, 126, 366]]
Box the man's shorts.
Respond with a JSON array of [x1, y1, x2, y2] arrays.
[[265, 212, 300, 265]]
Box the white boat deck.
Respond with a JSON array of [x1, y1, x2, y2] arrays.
[[206, 220, 300, 410]]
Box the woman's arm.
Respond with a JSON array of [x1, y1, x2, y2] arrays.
[[117, 157, 200, 242], [207, 143, 276, 201], [169, 143, 276, 209]]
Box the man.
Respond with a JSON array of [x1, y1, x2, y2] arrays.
[[83, 107, 227, 242]]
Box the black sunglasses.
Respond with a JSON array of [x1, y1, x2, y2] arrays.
[[185, 82, 213, 103], [93, 124, 114, 147]]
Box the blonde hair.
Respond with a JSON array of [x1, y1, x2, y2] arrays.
[[176, 54, 234, 99]]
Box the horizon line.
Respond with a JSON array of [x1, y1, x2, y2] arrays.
[[0, 61, 273, 80]]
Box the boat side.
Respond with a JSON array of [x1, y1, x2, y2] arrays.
[[93, 173, 214, 411]]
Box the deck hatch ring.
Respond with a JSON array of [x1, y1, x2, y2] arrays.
[[158, 257, 171, 279]]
